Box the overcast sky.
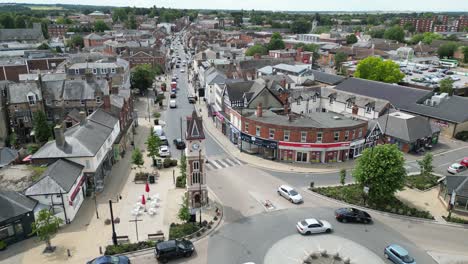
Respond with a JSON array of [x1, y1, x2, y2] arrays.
[[4, 0, 468, 12]]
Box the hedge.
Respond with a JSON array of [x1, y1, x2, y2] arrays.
[[104, 241, 155, 255]]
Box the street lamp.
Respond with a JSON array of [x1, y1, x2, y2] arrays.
[[109, 199, 118, 246]]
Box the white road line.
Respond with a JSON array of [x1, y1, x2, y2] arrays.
[[226, 157, 242, 166], [217, 159, 230, 168], [207, 162, 220, 170], [437, 162, 452, 168]]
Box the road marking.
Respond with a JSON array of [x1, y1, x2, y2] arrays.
[[208, 161, 220, 169], [214, 159, 227, 168], [437, 162, 452, 168], [227, 157, 243, 165], [222, 158, 234, 166]]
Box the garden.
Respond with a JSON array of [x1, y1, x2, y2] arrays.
[[405, 153, 440, 191]]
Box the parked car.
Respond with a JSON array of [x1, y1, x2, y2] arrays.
[[277, 185, 303, 204], [384, 244, 416, 264], [173, 138, 186, 149], [159, 136, 169, 146], [170, 92, 177, 98], [428, 68, 437, 72], [296, 218, 332, 235], [158, 145, 171, 157], [450, 75, 460, 81], [155, 239, 195, 263], [335, 208, 372, 223], [188, 96, 196, 104], [447, 163, 467, 174], [169, 99, 177, 108], [460, 157, 468, 167], [181, 69, 185, 73], [87, 255, 130, 264]]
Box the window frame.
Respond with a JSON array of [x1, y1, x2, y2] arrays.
[[283, 130, 290, 141], [317, 132, 323, 143], [256, 126, 261, 137], [269, 128, 275, 139], [334, 131, 340, 142], [300, 131, 307, 143]]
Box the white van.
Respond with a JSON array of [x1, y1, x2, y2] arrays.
[[169, 99, 177, 108], [153, 125, 164, 137]]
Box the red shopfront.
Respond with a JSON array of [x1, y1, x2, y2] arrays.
[[279, 141, 351, 163]]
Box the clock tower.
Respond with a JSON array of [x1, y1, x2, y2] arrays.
[[185, 110, 208, 208]]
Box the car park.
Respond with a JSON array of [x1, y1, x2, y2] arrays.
[[155, 239, 195, 263], [87, 255, 130, 264], [296, 218, 332, 235], [447, 163, 467, 174], [277, 185, 303, 204], [384, 244, 416, 264], [335, 208, 372, 223], [158, 145, 171, 157], [173, 138, 186, 149]]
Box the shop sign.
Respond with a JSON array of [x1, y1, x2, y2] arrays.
[[214, 111, 224, 121], [279, 141, 350, 149], [241, 132, 278, 149], [432, 120, 449, 128], [230, 124, 240, 133]]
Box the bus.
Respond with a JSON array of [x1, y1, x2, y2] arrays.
[[439, 59, 459, 68]]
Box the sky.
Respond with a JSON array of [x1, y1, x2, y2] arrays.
[[3, 0, 468, 12]]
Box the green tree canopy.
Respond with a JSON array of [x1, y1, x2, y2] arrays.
[[354, 57, 404, 83], [369, 28, 385, 38], [94, 20, 110, 32], [417, 153, 434, 177], [131, 64, 159, 93], [112, 8, 128, 22], [346, 34, 358, 44], [437, 42, 459, 58], [56, 17, 73, 25], [353, 144, 406, 203], [290, 18, 311, 34], [146, 129, 161, 159], [33, 111, 51, 143], [68, 35, 84, 49], [126, 14, 137, 29], [31, 209, 63, 252], [334, 51, 348, 73], [410, 32, 442, 45], [131, 148, 144, 167], [37, 43, 50, 50], [245, 44, 268, 56], [267, 32, 285, 50], [439, 78, 454, 95], [462, 46, 468, 63], [403, 22, 415, 33], [384, 26, 405, 42]]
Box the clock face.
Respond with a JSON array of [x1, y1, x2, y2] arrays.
[[192, 143, 200, 150]]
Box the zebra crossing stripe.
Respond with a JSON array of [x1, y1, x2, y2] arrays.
[[214, 159, 227, 168], [227, 157, 243, 165], [222, 158, 234, 166]]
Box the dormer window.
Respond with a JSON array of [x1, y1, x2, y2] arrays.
[[74, 69, 79, 75], [92, 68, 97, 74], [27, 94, 36, 105], [96, 96, 101, 103], [347, 101, 353, 108], [365, 106, 373, 113]]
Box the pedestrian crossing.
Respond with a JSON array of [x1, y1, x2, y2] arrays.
[[205, 157, 247, 171]]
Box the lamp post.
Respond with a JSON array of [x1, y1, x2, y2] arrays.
[[94, 190, 99, 219], [109, 200, 117, 246]]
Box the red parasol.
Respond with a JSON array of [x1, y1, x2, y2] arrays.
[[145, 182, 150, 193], [141, 195, 146, 205]]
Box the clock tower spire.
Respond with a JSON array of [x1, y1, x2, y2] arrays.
[[185, 110, 208, 209]]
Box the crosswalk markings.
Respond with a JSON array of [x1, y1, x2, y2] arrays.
[[206, 157, 245, 170]]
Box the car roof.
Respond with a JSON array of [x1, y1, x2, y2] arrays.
[[451, 163, 462, 167], [388, 244, 409, 256], [160, 145, 168, 149], [156, 240, 177, 250], [304, 218, 319, 225], [280, 185, 294, 191]]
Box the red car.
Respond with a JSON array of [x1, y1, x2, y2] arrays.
[[461, 157, 468, 167]]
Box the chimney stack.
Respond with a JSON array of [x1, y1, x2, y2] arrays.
[[256, 103, 263, 117], [202, 52, 207, 60], [54, 125, 65, 148], [216, 52, 220, 59], [283, 99, 289, 114], [79, 111, 86, 125]]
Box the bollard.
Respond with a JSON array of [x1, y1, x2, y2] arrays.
[[99, 246, 102, 254], [67, 249, 71, 257]]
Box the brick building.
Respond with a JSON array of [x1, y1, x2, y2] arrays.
[[400, 17, 436, 33], [48, 24, 70, 38], [0, 57, 67, 82], [121, 47, 166, 69]]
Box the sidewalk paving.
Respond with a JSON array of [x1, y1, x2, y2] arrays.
[[193, 101, 349, 174]]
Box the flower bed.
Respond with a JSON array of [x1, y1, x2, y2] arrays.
[[134, 172, 149, 183], [104, 241, 155, 255], [405, 174, 439, 191], [169, 222, 200, 240], [442, 215, 468, 224], [311, 184, 434, 219]]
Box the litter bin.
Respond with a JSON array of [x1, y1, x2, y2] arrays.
[[154, 119, 159, 125], [148, 175, 155, 184]]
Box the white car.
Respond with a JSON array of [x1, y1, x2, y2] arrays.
[[447, 163, 467, 174], [158, 146, 171, 157], [180, 69, 185, 73], [277, 185, 303, 204], [169, 99, 177, 108], [450, 76, 461, 81], [296, 218, 332, 235]]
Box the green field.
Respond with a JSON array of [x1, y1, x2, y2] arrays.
[[26, 5, 65, 10]]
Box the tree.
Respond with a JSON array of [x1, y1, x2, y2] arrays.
[[369, 28, 385, 38], [463, 46, 468, 63], [346, 34, 358, 44], [290, 18, 311, 34], [439, 78, 454, 95], [131, 64, 158, 94], [340, 169, 347, 186], [446, 34, 458, 41], [37, 43, 50, 50], [353, 144, 406, 203], [131, 148, 144, 168], [179, 153, 187, 180], [0, 13, 15, 28], [33, 111, 51, 143], [231, 12, 243, 27], [267, 32, 285, 50], [146, 129, 161, 159], [417, 153, 433, 177], [126, 14, 137, 29], [112, 8, 128, 22], [31, 209, 63, 253], [294, 43, 320, 63], [403, 22, 415, 33], [68, 35, 83, 49], [245, 44, 268, 56], [55, 46, 63, 53], [334, 51, 347, 74], [437, 42, 459, 58], [178, 195, 190, 222], [94, 20, 110, 32], [354, 57, 404, 83], [384, 26, 405, 42]]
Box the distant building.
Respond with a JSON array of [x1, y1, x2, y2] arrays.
[[0, 23, 44, 43], [48, 24, 71, 38]]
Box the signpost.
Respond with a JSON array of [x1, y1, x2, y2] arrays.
[[129, 216, 143, 242]]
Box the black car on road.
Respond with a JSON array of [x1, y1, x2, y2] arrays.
[[335, 208, 372, 224], [155, 239, 194, 263], [173, 138, 186, 149]]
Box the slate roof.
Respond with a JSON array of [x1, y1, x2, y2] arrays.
[[443, 176, 468, 198], [24, 159, 84, 196], [335, 78, 468, 124], [273, 64, 311, 76], [84, 33, 104, 40], [310, 70, 345, 85], [8, 82, 42, 104], [32, 109, 118, 159], [0, 148, 18, 168], [206, 70, 227, 85], [377, 112, 436, 142], [0, 191, 37, 223], [0, 25, 44, 42], [225, 81, 255, 102], [63, 79, 109, 100], [186, 110, 205, 140], [260, 74, 295, 84]]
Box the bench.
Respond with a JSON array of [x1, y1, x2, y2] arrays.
[[148, 231, 165, 241], [116, 235, 130, 244]]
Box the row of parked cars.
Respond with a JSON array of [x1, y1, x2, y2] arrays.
[[277, 184, 416, 264]]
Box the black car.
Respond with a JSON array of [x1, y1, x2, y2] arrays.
[[155, 239, 194, 263], [335, 208, 372, 224], [173, 138, 186, 149], [87, 255, 130, 264], [170, 92, 177, 98]]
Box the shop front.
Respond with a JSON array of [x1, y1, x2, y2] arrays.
[[214, 111, 227, 135], [348, 139, 366, 160], [229, 124, 240, 145], [240, 132, 278, 160], [278, 141, 351, 164]]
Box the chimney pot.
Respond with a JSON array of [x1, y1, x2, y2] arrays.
[[256, 103, 263, 117], [79, 111, 86, 125]]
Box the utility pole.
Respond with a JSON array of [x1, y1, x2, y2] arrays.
[[129, 216, 143, 242], [109, 200, 117, 246], [94, 190, 99, 219]]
